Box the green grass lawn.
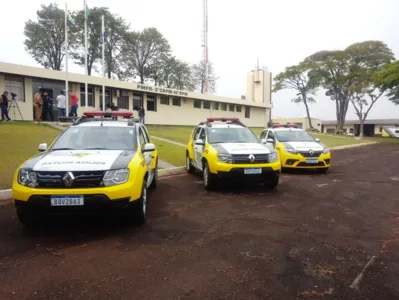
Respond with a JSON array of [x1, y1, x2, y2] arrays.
[[0, 122, 61, 189], [152, 139, 186, 167]]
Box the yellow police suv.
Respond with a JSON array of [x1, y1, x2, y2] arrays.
[[185, 117, 281, 190], [12, 110, 158, 227], [259, 124, 331, 173]]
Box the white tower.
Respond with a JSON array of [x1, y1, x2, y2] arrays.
[[202, 0, 209, 94]]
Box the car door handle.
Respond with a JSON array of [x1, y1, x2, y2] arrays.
[[151, 156, 155, 158]]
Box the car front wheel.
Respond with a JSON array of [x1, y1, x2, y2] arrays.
[[264, 174, 279, 190], [203, 162, 217, 190], [125, 179, 148, 225], [186, 154, 195, 174]]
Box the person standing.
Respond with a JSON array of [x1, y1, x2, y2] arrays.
[[139, 106, 145, 124], [42, 91, 54, 122], [69, 90, 79, 117], [33, 89, 43, 123], [56, 90, 67, 119], [0, 91, 11, 121]]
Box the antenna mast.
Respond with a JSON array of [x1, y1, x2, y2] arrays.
[[202, 0, 209, 94]]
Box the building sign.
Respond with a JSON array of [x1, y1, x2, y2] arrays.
[[136, 84, 188, 97]]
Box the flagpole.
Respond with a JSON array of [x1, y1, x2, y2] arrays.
[[64, 3, 69, 116], [84, 0, 88, 108], [102, 15, 105, 112]]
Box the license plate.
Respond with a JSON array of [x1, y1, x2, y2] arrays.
[[244, 168, 262, 174], [50, 195, 84, 206], [306, 159, 319, 164]]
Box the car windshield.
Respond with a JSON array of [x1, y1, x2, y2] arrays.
[[51, 126, 137, 151], [207, 127, 260, 144], [275, 130, 315, 142]]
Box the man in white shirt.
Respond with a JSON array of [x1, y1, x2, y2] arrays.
[[56, 90, 67, 118]]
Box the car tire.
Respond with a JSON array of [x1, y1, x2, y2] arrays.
[[124, 179, 148, 225], [186, 154, 195, 174], [16, 208, 38, 228], [149, 163, 158, 190], [264, 174, 279, 189], [203, 161, 216, 191], [318, 168, 329, 174]]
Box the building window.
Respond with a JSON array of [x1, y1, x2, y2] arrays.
[[98, 88, 111, 108], [203, 101, 210, 109], [160, 96, 169, 105], [379, 127, 383, 132], [245, 106, 250, 118], [172, 97, 181, 106], [236, 105, 241, 112], [221, 103, 227, 111], [229, 104, 235, 112], [147, 94, 156, 111], [80, 86, 95, 107], [194, 99, 201, 108], [133, 94, 142, 110], [117, 96, 129, 109], [213, 102, 219, 110], [5, 76, 24, 102]]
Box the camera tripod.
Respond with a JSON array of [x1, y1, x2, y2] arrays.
[[7, 97, 23, 121]]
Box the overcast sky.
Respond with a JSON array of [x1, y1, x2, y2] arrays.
[[1, 0, 398, 120]]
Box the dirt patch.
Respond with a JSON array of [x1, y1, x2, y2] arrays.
[[0, 144, 399, 299]]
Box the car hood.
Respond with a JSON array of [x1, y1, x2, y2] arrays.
[[282, 141, 324, 151], [26, 150, 136, 172], [212, 143, 271, 154]]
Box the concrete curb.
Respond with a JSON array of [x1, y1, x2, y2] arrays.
[[0, 189, 11, 200], [330, 141, 378, 151]]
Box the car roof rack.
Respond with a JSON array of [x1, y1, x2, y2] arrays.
[[127, 118, 141, 126], [204, 117, 246, 127], [72, 111, 134, 126]]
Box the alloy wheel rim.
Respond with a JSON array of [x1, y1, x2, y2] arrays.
[[203, 165, 208, 186], [186, 156, 190, 170], [142, 186, 147, 215]]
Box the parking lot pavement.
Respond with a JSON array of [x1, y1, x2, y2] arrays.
[[0, 144, 399, 300]]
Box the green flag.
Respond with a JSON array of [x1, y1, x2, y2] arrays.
[[85, 5, 90, 18], [67, 13, 74, 30]]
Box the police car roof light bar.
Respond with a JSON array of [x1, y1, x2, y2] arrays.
[[207, 117, 240, 122], [83, 111, 134, 118], [272, 123, 299, 128]]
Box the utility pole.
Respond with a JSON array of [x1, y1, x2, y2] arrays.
[[202, 0, 209, 94]]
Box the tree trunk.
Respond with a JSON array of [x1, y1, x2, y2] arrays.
[[358, 118, 364, 139], [303, 100, 313, 129]]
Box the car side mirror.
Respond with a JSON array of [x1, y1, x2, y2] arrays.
[[38, 143, 48, 152], [261, 138, 266, 143], [195, 139, 205, 146], [315, 138, 321, 143], [266, 138, 274, 144], [142, 143, 156, 153]]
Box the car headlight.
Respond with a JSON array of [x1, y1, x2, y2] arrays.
[[284, 148, 298, 155], [217, 154, 233, 163], [18, 169, 38, 187], [323, 148, 330, 154], [102, 168, 130, 187], [268, 152, 279, 163]]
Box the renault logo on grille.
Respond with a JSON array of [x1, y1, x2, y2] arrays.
[[309, 149, 314, 156], [248, 154, 255, 163], [63, 172, 75, 187]]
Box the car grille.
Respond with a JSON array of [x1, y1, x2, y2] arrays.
[[231, 154, 269, 164], [36, 171, 105, 188], [299, 151, 322, 158]]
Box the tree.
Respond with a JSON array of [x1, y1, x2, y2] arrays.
[[119, 27, 171, 83], [191, 61, 218, 93], [170, 60, 195, 91], [306, 50, 353, 133], [24, 2, 72, 70], [375, 60, 399, 105], [273, 62, 319, 129], [72, 7, 114, 75], [103, 13, 129, 78], [346, 41, 395, 137]]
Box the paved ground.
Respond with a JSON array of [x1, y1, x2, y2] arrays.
[[1, 144, 399, 300]]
